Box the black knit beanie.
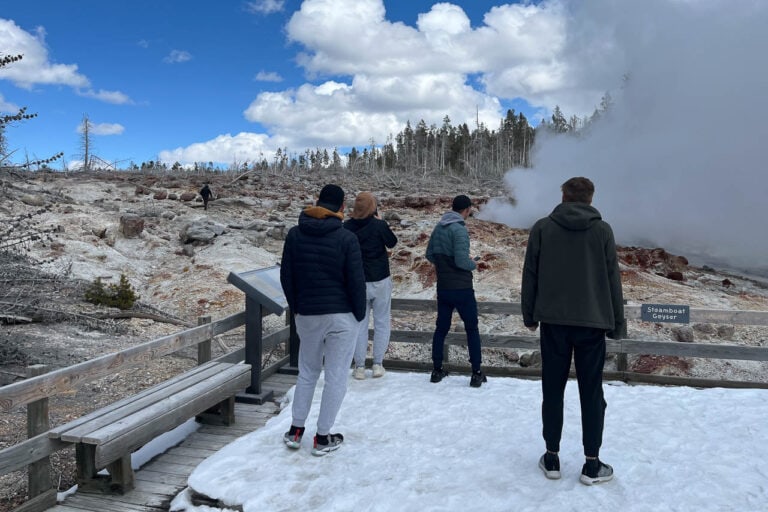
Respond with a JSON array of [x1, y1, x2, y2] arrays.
[[317, 184, 345, 212], [452, 194, 472, 212]]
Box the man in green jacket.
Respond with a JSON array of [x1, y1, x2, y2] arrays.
[[521, 177, 625, 485], [426, 194, 486, 388]]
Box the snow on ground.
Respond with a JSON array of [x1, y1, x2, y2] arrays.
[[171, 371, 768, 512]]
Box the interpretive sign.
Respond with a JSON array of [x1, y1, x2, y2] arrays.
[[640, 304, 690, 324], [227, 265, 287, 316]]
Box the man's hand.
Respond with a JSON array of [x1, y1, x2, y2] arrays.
[[526, 323, 539, 332]]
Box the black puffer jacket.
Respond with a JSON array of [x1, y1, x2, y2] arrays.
[[280, 207, 366, 321], [521, 202, 625, 338], [343, 216, 398, 282]]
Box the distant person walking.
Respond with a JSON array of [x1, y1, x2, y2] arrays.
[[344, 192, 398, 380], [280, 184, 366, 456], [200, 184, 213, 210], [521, 176, 625, 485], [426, 194, 486, 388]]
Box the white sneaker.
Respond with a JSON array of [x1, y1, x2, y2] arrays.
[[353, 367, 366, 380], [372, 364, 386, 378]]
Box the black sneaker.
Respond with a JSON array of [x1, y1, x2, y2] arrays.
[[469, 371, 487, 388], [539, 452, 561, 479], [430, 368, 448, 383], [312, 433, 344, 456], [283, 425, 305, 449], [580, 458, 614, 485]]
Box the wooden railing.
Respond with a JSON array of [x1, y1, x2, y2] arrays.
[[2, 296, 767, 510], [385, 299, 768, 389]]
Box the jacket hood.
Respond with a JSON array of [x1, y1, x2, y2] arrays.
[[549, 202, 602, 231], [439, 211, 465, 226], [344, 216, 373, 233], [298, 208, 343, 236]]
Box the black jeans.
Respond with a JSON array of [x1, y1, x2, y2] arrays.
[[540, 323, 607, 457], [431, 288, 482, 372]]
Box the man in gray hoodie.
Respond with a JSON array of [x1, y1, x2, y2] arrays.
[[521, 177, 625, 485], [426, 194, 486, 388]]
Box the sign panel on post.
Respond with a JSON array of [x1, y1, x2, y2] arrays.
[[641, 304, 690, 324]]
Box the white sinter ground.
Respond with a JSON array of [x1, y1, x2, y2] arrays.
[[170, 370, 768, 512]]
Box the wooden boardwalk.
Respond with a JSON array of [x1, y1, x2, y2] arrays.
[[48, 373, 297, 512]]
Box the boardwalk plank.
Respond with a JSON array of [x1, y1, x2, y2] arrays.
[[142, 460, 198, 475], [134, 469, 188, 486], [166, 446, 218, 458], [46, 376, 294, 511]]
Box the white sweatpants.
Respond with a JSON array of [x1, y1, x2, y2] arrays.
[[353, 276, 393, 367], [292, 312, 357, 435]]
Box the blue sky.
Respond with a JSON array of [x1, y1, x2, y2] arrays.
[[8, 0, 753, 171], [1, 0, 614, 169]]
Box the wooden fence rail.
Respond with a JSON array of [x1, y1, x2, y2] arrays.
[[2, 296, 768, 511]]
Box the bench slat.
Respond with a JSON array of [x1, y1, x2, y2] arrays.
[[52, 362, 229, 441], [94, 367, 250, 468], [85, 364, 250, 445]]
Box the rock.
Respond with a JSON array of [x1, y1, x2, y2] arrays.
[[716, 325, 735, 339], [153, 190, 168, 200], [179, 192, 197, 202], [20, 194, 46, 207], [383, 211, 401, 222], [267, 224, 286, 240], [519, 351, 541, 368], [119, 215, 144, 238], [666, 271, 684, 281], [179, 221, 226, 244], [693, 323, 716, 335], [91, 227, 107, 239], [672, 326, 694, 342]]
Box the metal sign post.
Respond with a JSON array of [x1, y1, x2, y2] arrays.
[[227, 266, 289, 404]]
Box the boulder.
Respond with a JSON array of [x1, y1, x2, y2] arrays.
[[179, 221, 226, 244], [119, 215, 144, 238], [671, 326, 694, 342]]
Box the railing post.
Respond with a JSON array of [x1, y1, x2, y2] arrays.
[[197, 315, 212, 365], [24, 364, 56, 510], [237, 297, 273, 404]]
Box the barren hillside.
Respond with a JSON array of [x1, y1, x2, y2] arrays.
[[1, 169, 767, 509]]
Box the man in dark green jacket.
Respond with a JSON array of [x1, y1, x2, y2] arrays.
[[521, 177, 625, 485], [426, 194, 486, 388]]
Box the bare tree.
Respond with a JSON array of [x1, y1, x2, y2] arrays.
[[78, 114, 93, 171], [0, 54, 64, 170]]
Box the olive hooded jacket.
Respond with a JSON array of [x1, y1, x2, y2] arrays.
[[521, 202, 625, 339]]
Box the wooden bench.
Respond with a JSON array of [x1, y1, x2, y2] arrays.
[[47, 361, 251, 493]]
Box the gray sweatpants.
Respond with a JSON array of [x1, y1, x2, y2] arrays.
[[354, 276, 393, 367], [292, 312, 357, 436]]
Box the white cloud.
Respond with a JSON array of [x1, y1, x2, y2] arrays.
[[137, 39, 149, 48], [0, 93, 19, 113], [245, 0, 285, 15], [237, 0, 602, 153], [77, 88, 132, 105], [158, 132, 276, 165], [254, 71, 283, 82], [163, 50, 192, 64], [0, 19, 90, 89], [77, 121, 125, 136]]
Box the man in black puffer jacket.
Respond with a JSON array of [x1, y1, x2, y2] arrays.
[[280, 184, 366, 456], [344, 192, 398, 380], [522, 176, 625, 485]]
